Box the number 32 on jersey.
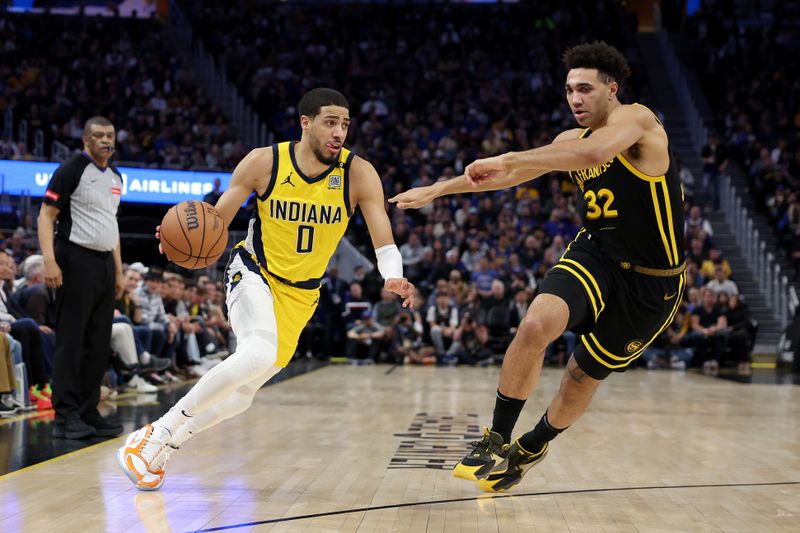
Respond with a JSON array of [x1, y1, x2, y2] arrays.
[[584, 188, 619, 220]]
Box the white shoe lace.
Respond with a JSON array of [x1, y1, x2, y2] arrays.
[[139, 425, 171, 465], [150, 443, 177, 472]]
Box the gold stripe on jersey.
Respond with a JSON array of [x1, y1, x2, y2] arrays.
[[649, 180, 675, 266], [580, 271, 686, 369], [616, 153, 680, 267], [246, 141, 353, 284], [660, 179, 680, 266]]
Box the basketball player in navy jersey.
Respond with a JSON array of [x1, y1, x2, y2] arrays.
[[391, 41, 685, 492]]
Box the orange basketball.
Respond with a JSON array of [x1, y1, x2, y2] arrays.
[[159, 200, 228, 269]]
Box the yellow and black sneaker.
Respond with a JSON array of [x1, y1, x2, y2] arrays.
[[452, 427, 508, 481], [476, 439, 548, 493]]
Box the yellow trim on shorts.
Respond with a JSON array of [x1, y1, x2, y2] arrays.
[[633, 271, 687, 356], [580, 337, 630, 369], [580, 271, 687, 369], [560, 258, 605, 315], [551, 264, 600, 319]]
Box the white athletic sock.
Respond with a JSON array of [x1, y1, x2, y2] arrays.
[[153, 334, 277, 434], [168, 365, 280, 447]]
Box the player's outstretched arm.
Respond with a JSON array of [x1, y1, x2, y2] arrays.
[[389, 128, 583, 210], [466, 106, 649, 181], [389, 168, 546, 210], [352, 157, 415, 308], [214, 147, 274, 227]]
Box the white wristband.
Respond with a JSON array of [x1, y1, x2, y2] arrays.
[[375, 244, 403, 281]]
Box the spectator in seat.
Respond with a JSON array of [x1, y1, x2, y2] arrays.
[[705, 264, 739, 298], [685, 205, 714, 239], [699, 247, 732, 280], [202, 178, 224, 206], [642, 305, 693, 370], [471, 257, 499, 299], [427, 291, 459, 358], [399, 232, 425, 281], [689, 287, 729, 372], [346, 313, 385, 364], [700, 133, 729, 208], [14, 255, 54, 328], [373, 288, 403, 344], [687, 237, 709, 268], [342, 281, 372, 329], [392, 310, 435, 365], [446, 311, 490, 365], [136, 268, 176, 359], [723, 294, 755, 376]]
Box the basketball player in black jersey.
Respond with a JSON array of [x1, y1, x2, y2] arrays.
[[391, 41, 686, 492]]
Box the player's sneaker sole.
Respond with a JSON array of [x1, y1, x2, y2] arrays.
[[117, 446, 164, 491]]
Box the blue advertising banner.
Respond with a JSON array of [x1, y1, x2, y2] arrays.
[[0, 160, 232, 205]]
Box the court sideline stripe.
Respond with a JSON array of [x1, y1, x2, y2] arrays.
[[191, 480, 800, 532], [0, 364, 328, 480], [385, 364, 398, 374]]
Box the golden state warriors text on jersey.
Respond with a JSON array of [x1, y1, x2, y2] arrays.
[[241, 141, 353, 284], [567, 104, 684, 269]]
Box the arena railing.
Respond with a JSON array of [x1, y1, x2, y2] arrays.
[[720, 174, 792, 329], [168, 0, 271, 150], [653, 30, 708, 152]]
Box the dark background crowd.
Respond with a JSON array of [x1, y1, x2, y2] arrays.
[[2, 0, 796, 412]]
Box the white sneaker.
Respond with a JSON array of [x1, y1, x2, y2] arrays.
[[117, 424, 172, 491], [140, 351, 152, 366], [127, 375, 158, 393]]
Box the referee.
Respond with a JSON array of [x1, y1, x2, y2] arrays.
[[38, 116, 125, 439]]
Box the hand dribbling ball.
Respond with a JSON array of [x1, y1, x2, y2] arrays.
[[159, 201, 228, 269]]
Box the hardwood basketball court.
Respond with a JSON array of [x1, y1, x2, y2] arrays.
[[1, 365, 798, 532]]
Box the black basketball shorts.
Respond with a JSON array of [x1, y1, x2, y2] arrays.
[[538, 230, 686, 380]]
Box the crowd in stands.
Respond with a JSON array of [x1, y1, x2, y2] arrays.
[[683, 2, 800, 276], [178, 0, 645, 197], [0, 243, 234, 416], [0, 13, 245, 170], [1, 2, 773, 416]]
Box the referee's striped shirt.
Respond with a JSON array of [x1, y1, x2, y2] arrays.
[[43, 153, 122, 252]]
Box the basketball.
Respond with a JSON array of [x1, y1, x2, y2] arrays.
[[159, 200, 228, 269]]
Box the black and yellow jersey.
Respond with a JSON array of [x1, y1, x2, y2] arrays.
[[567, 104, 685, 269], [238, 141, 354, 285]]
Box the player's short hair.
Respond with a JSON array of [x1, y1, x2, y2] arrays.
[[298, 88, 349, 118], [563, 41, 631, 86], [83, 116, 114, 137]]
